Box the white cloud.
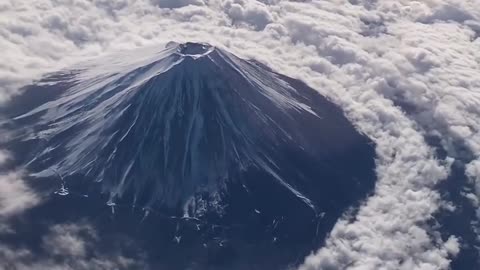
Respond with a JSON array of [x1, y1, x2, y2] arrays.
[[0, 0, 479, 269], [43, 223, 96, 258], [223, 0, 274, 30], [0, 171, 39, 218], [466, 160, 480, 198], [0, 169, 40, 234], [0, 150, 10, 167], [151, 0, 205, 8], [0, 222, 146, 270]]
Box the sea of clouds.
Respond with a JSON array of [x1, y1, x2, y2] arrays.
[[0, 0, 479, 269]]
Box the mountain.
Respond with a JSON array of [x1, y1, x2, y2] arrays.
[[1, 42, 377, 269]]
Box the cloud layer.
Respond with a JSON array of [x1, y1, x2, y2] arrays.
[[1, 0, 480, 269]]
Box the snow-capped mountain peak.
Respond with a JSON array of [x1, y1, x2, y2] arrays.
[[7, 42, 375, 224]]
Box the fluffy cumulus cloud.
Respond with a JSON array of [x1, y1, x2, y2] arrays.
[[0, 151, 40, 232], [224, 0, 274, 30], [1, 0, 480, 269]]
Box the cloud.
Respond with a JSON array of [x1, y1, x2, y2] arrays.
[[0, 222, 146, 270], [43, 223, 96, 258], [0, 151, 40, 233], [0, 150, 10, 168], [0, 0, 479, 269], [0, 171, 39, 218], [151, 0, 205, 9], [223, 0, 274, 30], [467, 160, 480, 200], [423, 4, 474, 24]]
